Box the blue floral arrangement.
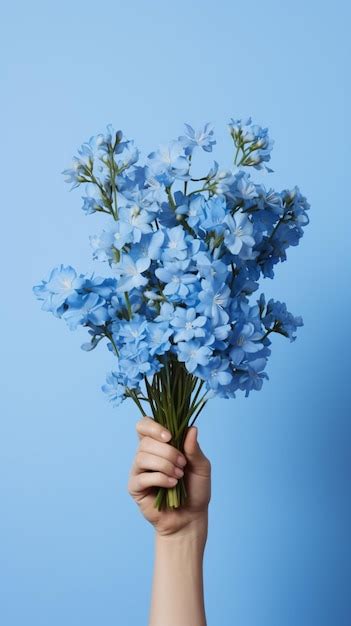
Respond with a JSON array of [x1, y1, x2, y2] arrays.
[[34, 118, 309, 509]]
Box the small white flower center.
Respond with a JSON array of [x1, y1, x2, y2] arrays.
[[214, 294, 224, 306], [61, 278, 73, 289], [127, 266, 138, 276]]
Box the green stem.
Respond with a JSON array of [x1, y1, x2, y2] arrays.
[[234, 144, 241, 165], [144, 360, 208, 510], [128, 389, 146, 416], [108, 148, 119, 220], [124, 292, 132, 319], [184, 154, 192, 196], [166, 187, 176, 210], [105, 330, 119, 357], [187, 185, 213, 197], [89, 171, 113, 215]]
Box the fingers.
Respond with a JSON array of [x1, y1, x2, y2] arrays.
[[139, 436, 187, 468], [128, 471, 178, 496], [183, 427, 211, 474], [136, 416, 172, 442], [133, 450, 185, 478], [129, 417, 189, 498]]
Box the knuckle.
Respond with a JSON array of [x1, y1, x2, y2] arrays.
[[162, 458, 173, 474], [157, 472, 168, 485], [170, 448, 182, 463], [135, 418, 143, 433], [151, 425, 161, 439], [135, 474, 143, 490], [140, 436, 151, 451], [135, 450, 145, 466], [138, 473, 148, 489]]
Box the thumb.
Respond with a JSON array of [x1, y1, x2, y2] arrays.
[[183, 427, 210, 471]]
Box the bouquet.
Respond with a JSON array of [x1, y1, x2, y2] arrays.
[[34, 117, 309, 510]]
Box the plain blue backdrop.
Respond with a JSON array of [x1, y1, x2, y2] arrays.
[[1, 1, 350, 624]]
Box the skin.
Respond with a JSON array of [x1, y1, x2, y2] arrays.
[[128, 416, 211, 626]]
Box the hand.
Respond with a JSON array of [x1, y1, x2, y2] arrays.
[[128, 416, 211, 537]]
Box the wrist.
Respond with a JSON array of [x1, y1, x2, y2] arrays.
[[156, 511, 208, 544], [151, 511, 207, 625]]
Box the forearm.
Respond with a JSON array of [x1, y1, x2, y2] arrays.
[[149, 515, 208, 626]]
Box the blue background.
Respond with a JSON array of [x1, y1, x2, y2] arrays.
[[1, 1, 350, 624]]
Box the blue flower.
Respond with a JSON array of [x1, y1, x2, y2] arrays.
[[178, 123, 216, 155], [229, 322, 264, 365], [162, 225, 188, 261], [198, 356, 233, 390], [62, 158, 91, 190], [119, 204, 153, 242], [81, 186, 106, 215], [200, 196, 227, 233], [95, 124, 124, 153], [140, 175, 168, 206], [146, 322, 173, 356], [62, 133, 99, 190], [115, 256, 150, 291], [115, 143, 139, 169], [116, 315, 148, 344], [112, 220, 135, 251], [176, 340, 212, 373], [147, 141, 189, 185], [154, 302, 176, 323], [171, 308, 207, 342], [197, 277, 230, 325], [119, 345, 159, 382], [178, 195, 206, 229], [128, 230, 165, 263], [90, 221, 125, 262], [62, 292, 108, 330], [156, 260, 197, 300], [228, 117, 274, 171], [224, 211, 256, 259], [237, 357, 269, 396], [102, 371, 127, 406], [235, 173, 258, 200], [195, 254, 229, 283], [33, 265, 84, 315], [261, 298, 303, 341], [83, 276, 117, 299]]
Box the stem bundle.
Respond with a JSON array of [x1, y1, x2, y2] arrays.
[[132, 357, 207, 510]]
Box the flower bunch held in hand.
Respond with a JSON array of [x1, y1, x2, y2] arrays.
[[34, 118, 309, 510]]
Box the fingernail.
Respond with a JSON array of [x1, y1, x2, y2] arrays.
[[175, 467, 184, 477], [177, 455, 186, 467], [161, 431, 170, 440], [168, 477, 178, 485]]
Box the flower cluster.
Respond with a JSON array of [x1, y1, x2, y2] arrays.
[[35, 118, 309, 407]]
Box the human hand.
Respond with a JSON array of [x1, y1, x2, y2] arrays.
[[127, 416, 211, 538]]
